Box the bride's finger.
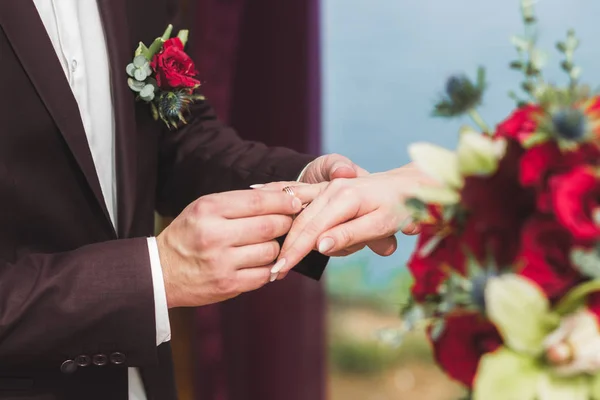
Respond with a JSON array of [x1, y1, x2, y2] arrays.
[[274, 190, 360, 275], [315, 211, 400, 256], [279, 182, 329, 205]]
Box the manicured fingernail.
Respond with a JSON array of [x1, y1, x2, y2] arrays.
[[271, 259, 286, 274], [269, 272, 278, 282], [292, 197, 302, 211], [318, 237, 335, 254], [250, 184, 265, 189]]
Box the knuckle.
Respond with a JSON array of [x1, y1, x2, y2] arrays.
[[257, 218, 276, 239], [337, 227, 354, 246], [247, 191, 265, 214], [193, 197, 215, 217], [329, 178, 348, 191], [261, 241, 281, 263], [214, 274, 237, 297]]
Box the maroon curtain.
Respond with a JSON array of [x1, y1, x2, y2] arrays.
[[190, 1, 325, 400]]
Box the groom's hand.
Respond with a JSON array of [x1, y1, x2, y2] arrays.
[[299, 154, 368, 184], [157, 189, 302, 308]]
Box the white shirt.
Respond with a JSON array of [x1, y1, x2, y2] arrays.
[[31, 1, 171, 399]]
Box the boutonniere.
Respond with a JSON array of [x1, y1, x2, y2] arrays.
[[126, 25, 204, 129]]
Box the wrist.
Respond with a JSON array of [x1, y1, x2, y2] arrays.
[[156, 232, 178, 309]]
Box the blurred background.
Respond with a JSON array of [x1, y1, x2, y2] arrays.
[[167, 0, 600, 399]]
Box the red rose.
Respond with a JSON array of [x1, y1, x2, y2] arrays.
[[550, 166, 600, 241], [460, 140, 535, 265], [517, 216, 585, 300], [407, 226, 466, 301], [520, 142, 600, 212], [408, 141, 535, 300], [430, 312, 502, 387], [494, 104, 542, 144], [150, 38, 200, 89]]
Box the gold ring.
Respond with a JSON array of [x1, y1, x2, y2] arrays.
[[282, 186, 295, 197]]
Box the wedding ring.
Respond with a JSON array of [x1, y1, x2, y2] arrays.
[[282, 186, 295, 197]]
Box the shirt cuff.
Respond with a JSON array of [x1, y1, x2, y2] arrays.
[[296, 162, 312, 182], [147, 237, 171, 345]]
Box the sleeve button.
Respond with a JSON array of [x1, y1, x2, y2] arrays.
[[92, 354, 108, 366], [109, 352, 126, 365], [75, 355, 91, 367], [60, 359, 77, 374]]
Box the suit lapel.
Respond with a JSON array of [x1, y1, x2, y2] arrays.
[[97, 0, 139, 239], [0, 0, 116, 235]]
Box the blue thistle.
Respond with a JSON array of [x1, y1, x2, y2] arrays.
[[551, 108, 587, 141], [153, 90, 205, 129], [433, 67, 486, 119], [470, 270, 498, 311]]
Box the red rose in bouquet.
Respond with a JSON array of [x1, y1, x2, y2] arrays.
[[520, 142, 600, 212], [517, 216, 587, 300], [550, 166, 600, 241], [494, 104, 543, 144], [430, 313, 502, 387], [460, 140, 536, 265], [151, 38, 200, 89]]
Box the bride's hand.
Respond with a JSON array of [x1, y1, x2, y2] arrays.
[[268, 162, 433, 279]]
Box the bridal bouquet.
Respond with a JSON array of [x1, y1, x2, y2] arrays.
[[397, 1, 600, 399]]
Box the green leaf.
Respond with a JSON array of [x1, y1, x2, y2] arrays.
[[485, 274, 555, 355], [590, 372, 600, 400], [177, 29, 189, 47], [555, 280, 600, 316], [134, 68, 148, 81], [473, 348, 540, 400], [133, 55, 148, 68], [126, 63, 136, 77], [556, 42, 567, 53], [571, 246, 600, 279], [408, 143, 463, 189], [147, 38, 164, 60], [127, 78, 145, 92], [511, 35, 530, 51], [522, 132, 550, 148], [537, 373, 589, 400], [161, 24, 174, 41], [476, 66, 486, 90], [134, 42, 150, 58]]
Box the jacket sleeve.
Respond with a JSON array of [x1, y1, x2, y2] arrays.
[[0, 238, 158, 372], [155, 4, 328, 280]]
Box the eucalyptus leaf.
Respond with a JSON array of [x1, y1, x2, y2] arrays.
[[134, 68, 148, 81], [144, 63, 153, 77], [485, 274, 554, 355], [571, 247, 600, 279], [140, 85, 155, 101], [537, 373, 589, 400], [473, 348, 540, 400], [127, 78, 145, 92], [133, 55, 148, 68], [511, 35, 530, 52], [126, 63, 136, 77]]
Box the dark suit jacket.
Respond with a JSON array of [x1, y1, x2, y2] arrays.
[[0, 0, 327, 398]]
